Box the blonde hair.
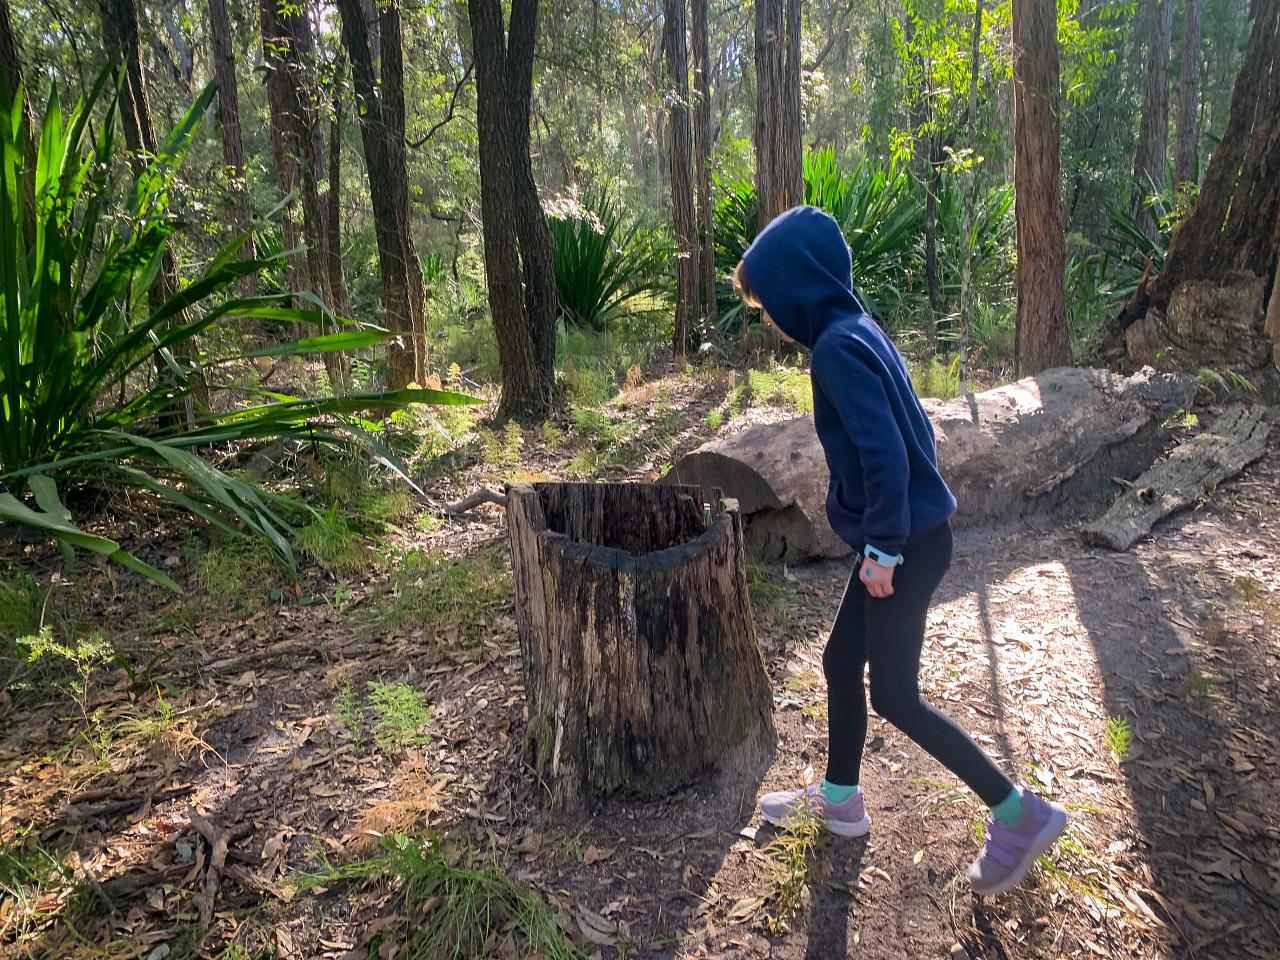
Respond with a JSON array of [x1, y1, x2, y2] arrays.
[[732, 260, 761, 308]]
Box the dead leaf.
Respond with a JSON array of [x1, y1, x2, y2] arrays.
[[913, 849, 924, 865], [576, 907, 619, 945], [726, 896, 766, 923], [308, 783, 341, 798], [1178, 899, 1225, 931], [582, 845, 613, 865]]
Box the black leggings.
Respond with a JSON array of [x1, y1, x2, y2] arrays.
[[822, 521, 1014, 807]]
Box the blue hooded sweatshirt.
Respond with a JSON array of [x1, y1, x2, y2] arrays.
[[741, 205, 956, 556]]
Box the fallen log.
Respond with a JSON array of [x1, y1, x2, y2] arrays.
[[1080, 405, 1270, 550], [665, 367, 1198, 562]]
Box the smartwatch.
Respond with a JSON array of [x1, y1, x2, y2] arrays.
[[863, 544, 904, 567]]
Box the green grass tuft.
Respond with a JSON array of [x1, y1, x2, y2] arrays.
[[294, 834, 584, 960], [379, 548, 510, 645], [367, 681, 432, 753], [296, 512, 370, 574], [1104, 715, 1133, 759], [193, 537, 282, 608]]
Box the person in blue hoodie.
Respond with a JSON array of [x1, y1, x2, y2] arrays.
[[738, 206, 1066, 895]]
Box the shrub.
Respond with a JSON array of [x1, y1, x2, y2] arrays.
[[0, 74, 475, 586]]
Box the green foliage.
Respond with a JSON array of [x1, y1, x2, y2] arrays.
[[713, 149, 1013, 340], [296, 510, 369, 574], [547, 192, 671, 331], [706, 409, 724, 430], [367, 681, 432, 753], [295, 834, 584, 960], [1198, 367, 1257, 399], [804, 147, 925, 320], [746, 366, 814, 412], [762, 802, 826, 934], [193, 537, 283, 608], [380, 548, 510, 644], [910, 355, 962, 399], [1104, 715, 1133, 759], [0, 75, 476, 587]]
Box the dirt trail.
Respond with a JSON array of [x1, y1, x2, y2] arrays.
[[1, 384, 1277, 960]]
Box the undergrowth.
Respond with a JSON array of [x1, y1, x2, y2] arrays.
[[378, 548, 510, 644], [294, 834, 584, 960]]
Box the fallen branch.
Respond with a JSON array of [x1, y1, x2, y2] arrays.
[[202, 638, 320, 675], [60, 784, 196, 824], [1081, 404, 1270, 550], [444, 486, 507, 515], [188, 806, 255, 927]]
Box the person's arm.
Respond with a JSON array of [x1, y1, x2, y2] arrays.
[[811, 342, 911, 557]]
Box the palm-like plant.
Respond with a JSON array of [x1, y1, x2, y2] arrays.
[[0, 77, 474, 587], [547, 192, 670, 331]]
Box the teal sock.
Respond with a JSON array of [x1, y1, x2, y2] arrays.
[[991, 786, 1024, 824], [821, 780, 860, 803]]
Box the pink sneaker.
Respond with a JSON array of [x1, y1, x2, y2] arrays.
[[967, 789, 1068, 895], [759, 783, 871, 838]]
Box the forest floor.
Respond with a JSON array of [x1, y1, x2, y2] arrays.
[[2, 364, 1279, 960]]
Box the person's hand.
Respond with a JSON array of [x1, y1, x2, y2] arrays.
[[860, 559, 896, 598]]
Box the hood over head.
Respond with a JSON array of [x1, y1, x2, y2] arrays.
[[740, 205, 863, 348]]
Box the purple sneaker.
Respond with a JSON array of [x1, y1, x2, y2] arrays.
[[967, 790, 1068, 895], [759, 784, 871, 838]]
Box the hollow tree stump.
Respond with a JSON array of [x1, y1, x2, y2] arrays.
[[506, 482, 776, 810]]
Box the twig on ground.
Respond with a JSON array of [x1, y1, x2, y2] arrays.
[[443, 486, 507, 515], [188, 806, 255, 927]]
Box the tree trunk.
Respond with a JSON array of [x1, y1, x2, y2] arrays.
[[207, 0, 255, 293], [260, 0, 331, 318], [692, 0, 717, 327], [665, 0, 700, 364], [754, 0, 802, 230], [1138, 0, 1279, 352], [506, 0, 559, 389], [668, 367, 1199, 562], [507, 482, 775, 811], [324, 76, 351, 318], [1173, 0, 1201, 188], [379, 2, 428, 383], [97, 0, 199, 422], [923, 150, 942, 350], [958, 0, 984, 390], [1131, 0, 1174, 243], [1012, 0, 1070, 375], [469, 0, 555, 420], [336, 0, 416, 389]]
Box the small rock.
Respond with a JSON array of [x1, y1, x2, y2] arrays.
[[950, 944, 970, 960]]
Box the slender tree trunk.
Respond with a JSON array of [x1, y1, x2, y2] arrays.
[[1132, 0, 1174, 243], [469, 0, 556, 419], [98, 0, 199, 421], [207, 0, 255, 293], [1012, 0, 1070, 374], [379, 2, 428, 383], [923, 146, 942, 349], [336, 0, 415, 388], [260, 0, 326, 306], [1147, 0, 1279, 314], [325, 76, 351, 318], [959, 0, 984, 391], [692, 0, 716, 326], [506, 0, 559, 386], [754, 0, 803, 230], [665, 0, 700, 364], [1173, 0, 1201, 188]]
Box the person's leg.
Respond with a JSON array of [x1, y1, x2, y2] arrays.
[[822, 568, 869, 790], [863, 523, 1015, 807], [759, 565, 871, 837]]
